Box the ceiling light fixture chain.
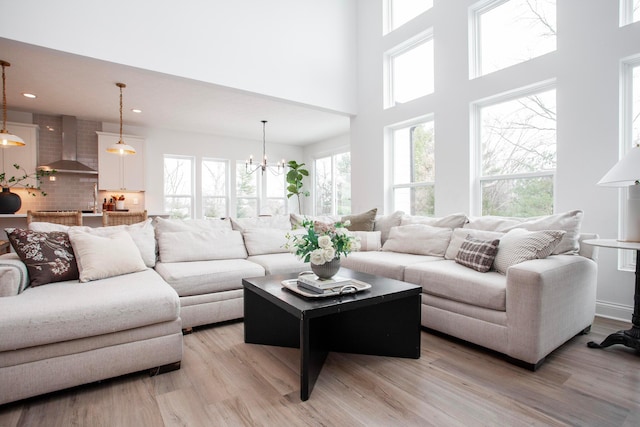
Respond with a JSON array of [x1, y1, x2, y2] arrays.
[[245, 120, 285, 175], [0, 60, 25, 146], [106, 82, 136, 156]]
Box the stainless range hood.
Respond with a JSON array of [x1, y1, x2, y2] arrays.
[[38, 115, 98, 174]]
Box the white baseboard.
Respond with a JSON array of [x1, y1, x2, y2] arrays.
[[595, 300, 633, 323]]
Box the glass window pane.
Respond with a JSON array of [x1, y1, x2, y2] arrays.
[[164, 196, 192, 219], [481, 89, 556, 176], [202, 160, 226, 197], [390, 0, 433, 31], [164, 157, 192, 195], [394, 186, 434, 216], [635, 0, 640, 23], [265, 199, 286, 216], [236, 198, 257, 218], [477, 0, 556, 76], [633, 65, 640, 147], [315, 157, 333, 214], [392, 39, 434, 104], [266, 173, 285, 198], [203, 197, 226, 219], [236, 163, 258, 197], [482, 176, 553, 217], [335, 152, 351, 215], [393, 121, 435, 184]]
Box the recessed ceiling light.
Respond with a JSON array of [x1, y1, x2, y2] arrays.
[[131, 108, 142, 114], [22, 93, 36, 99]]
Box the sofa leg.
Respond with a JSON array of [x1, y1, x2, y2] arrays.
[[149, 361, 181, 376], [182, 327, 193, 335], [579, 325, 592, 335]]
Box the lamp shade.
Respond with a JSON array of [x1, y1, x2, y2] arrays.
[[0, 129, 25, 146], [106, 140, 136, 155], [598, 145, 640, 186]]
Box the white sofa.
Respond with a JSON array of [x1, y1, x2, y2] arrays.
[[0, 210, 597, 405]]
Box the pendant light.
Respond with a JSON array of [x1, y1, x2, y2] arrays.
[[245, 120, 285, 174], [0, 60, 25, 147], [106, 83, 136, 155]]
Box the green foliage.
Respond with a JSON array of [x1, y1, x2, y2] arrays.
[[286, 160, 310, 213], [0, 163, 56, 196]]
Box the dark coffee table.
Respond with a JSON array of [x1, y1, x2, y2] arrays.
[[242, 268, 421, 401]]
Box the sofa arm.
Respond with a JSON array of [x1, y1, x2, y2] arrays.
[[505, 255, 597, 365], [0, 253, 29, 297]]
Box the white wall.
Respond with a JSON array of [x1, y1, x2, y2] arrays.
[[351, 0, 640, 320], [0, 0, 357, 115], [103, 122, 304, 216]]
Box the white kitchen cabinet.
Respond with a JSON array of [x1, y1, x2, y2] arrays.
[[2, 122, 38, 188], [97, 131, 145, 191]]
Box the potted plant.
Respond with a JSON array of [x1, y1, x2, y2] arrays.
[[286, 160, 310, 214], [0, 163, 56, 213]]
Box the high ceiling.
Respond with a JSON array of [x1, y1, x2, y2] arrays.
[[0, 38, 351, 145]]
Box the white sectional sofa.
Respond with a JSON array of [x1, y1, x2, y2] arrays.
[[0, 209, 597, 405]]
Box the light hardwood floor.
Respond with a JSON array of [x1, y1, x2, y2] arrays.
[[1, 317, 638, 426]]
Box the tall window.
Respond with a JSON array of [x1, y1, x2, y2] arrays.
[[385, 0, 433, 33], [621, 0, 640, 26], [471, 0, 556, 77], [164, 155, 194, 219], [315, 152, 351, 215], [386, 35, 434, 107], [391, 119, 435, 215], [202, 158, 228, 218], [633, 64, 640, 147], [236, 163, 287, 218], [476, 86, 556, 216]]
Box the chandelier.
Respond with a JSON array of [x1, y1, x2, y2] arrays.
[[106, 83, 136, 155], [0, 60, 25, 146], [246, 120, 285, 175]]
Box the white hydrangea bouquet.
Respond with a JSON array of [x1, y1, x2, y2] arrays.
[[286, 219, 360, 265]]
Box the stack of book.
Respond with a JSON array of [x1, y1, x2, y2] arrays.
[[297, 274, 354, 294]]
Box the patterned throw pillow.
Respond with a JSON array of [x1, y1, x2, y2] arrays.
[[493, 228, 565, 275], [455, 236, 500, 273], [5, 228, 79, 287]]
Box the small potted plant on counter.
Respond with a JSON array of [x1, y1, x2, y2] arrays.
[[0, 163, 56, 214]]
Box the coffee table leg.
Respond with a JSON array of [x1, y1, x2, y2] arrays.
[[299, 316, 328, 401]]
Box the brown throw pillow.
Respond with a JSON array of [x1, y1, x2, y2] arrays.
[[455, 236, 500, 273], [6, 228, 79, 287], [342, 208, 377, 232]]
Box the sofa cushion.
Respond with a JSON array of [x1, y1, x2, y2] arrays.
[[231, 215, 291, 231], [6, 228, 79, 287], [445, 228, 505, 260], [352, 231, 382, 251], [493, 228, 565, 274], [247, 253, 309, 275], [405, 260, 507, 311], [68, 229, 147, 282], [455, 236, 500, 273], [157, 229, 248, 262], [374, 210, 404, 244], [382, 224, 452, 256], [154, 216, 232, 233], [290, 213, 341, 229], [342, 208, 377, 231], [465, 210, 583, 255], [242, 228, 290, 256], [400, 212, 468, 229], [155, 259, 265, 297], [340, 251, 440, 281], [0, 253, 29, 297], [0, 269, 179, 351], [30, 219, 157, 268]]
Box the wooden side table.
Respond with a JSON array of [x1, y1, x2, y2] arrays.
[[0, 240, 10, 254], [583, 239, 640, 351]]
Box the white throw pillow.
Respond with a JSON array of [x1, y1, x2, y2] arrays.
[[352, 231, 382, 251], [68, 229, 147, 282], [493, 228, 566, 275], [382, 224, 452, 256], [243, 228, 290, 256], [157, 229, 247, 262], [400, 212, 468, 230], [445, 228, 505, 260], [154, 217, 232, 233], [28, 222, 71, 232], [290, 213, 341, 229], [231, 215, 291, 231], [373, 211, 404, 245]]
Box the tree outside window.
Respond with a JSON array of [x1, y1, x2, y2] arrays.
[[391, 120, 435, 215], [164, 155, 194, 219], [478, 87, 556, 217]]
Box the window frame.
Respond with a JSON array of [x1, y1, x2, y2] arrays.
[[313, 150, 351, 216], [384, 0, 434, 34], [388, 114, 436, 216], [201, 157, 229, 219], [163, 154, 195, 219], [471, 80, 557, 217], [235, 161, 288, 218], [620, 0, 640, 26]]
